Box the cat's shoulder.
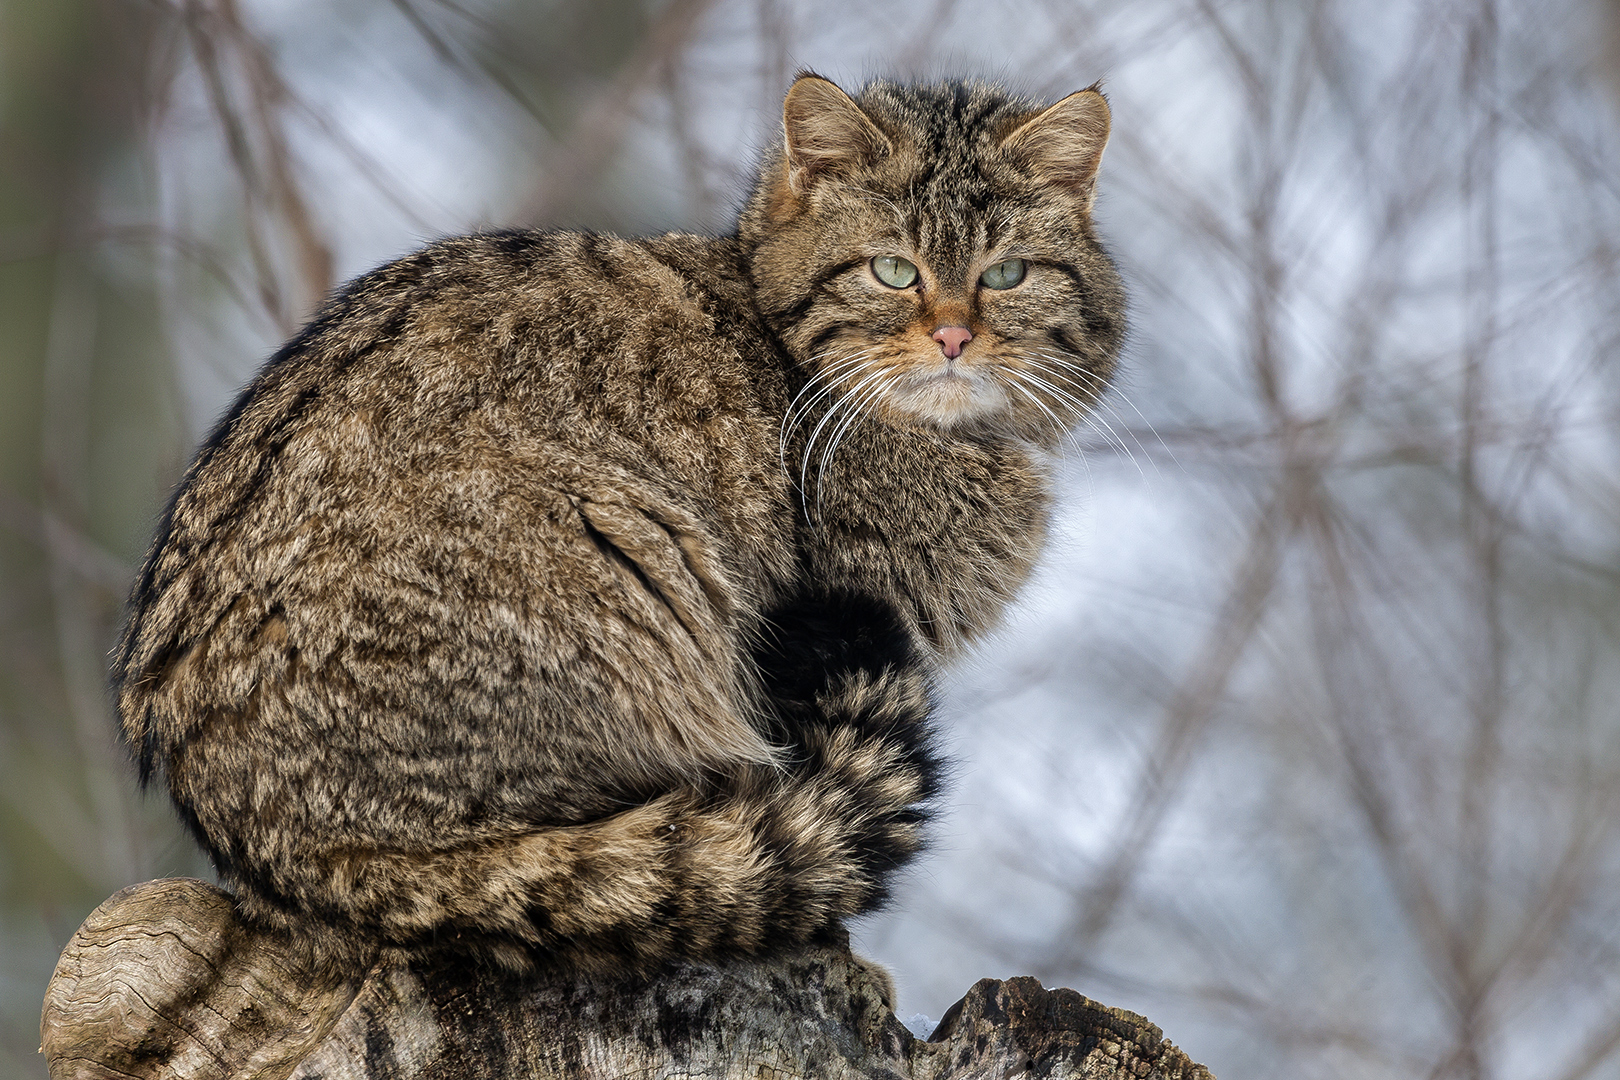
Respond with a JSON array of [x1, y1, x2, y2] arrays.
[[289, 229, 755, 363], [337, 229, 748, 307]]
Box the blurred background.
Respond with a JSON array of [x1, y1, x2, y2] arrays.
[[4, 0, 1620, 1076]]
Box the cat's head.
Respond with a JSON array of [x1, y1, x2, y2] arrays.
[[740, 74, 1126, 443]]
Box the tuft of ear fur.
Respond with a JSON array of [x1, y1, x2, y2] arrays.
[[1000, 86, 1111, 209], [782, 73, 893, 195]]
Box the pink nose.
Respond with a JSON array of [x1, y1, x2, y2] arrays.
[[933, 325, 973, 359]]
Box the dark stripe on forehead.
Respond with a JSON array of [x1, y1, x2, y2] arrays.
[[858, 80, 1034, 148], [848, 81, 1061, 279], [984, 202, 1020, 249]]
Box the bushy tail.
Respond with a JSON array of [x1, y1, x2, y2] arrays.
[[231, 590, 944, 975]]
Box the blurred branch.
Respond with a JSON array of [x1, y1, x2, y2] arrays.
[[38, 253, 148, 890], [517, 0, 720, 223], [1039, 478, 1300, 973], [1548, 1006, 1620, 1080], [661, 59, 723, 225], [387, 0, 565, 137], [181, 0, 334, 328], [0, 488, 133, 597], [1456, 13, 1504, 1033], [100, 224, 262, 323], [1301, 492, 1475, 1018], [756, 0, 792, 106], [894, 0, 966, 74]]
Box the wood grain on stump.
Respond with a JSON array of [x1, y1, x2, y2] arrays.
[[41, 878, 1214, 1080]]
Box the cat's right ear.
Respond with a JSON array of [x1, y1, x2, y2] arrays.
[[999, 86, 1112, 211], [781, 74, 892, 196]]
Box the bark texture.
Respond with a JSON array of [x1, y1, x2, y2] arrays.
[[40, 878, 1214, 1080]]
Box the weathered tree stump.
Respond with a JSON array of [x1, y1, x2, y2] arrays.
[[40, 878, 1213, 1079]]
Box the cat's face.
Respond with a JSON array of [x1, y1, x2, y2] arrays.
[[742, 76, 1126, 443]]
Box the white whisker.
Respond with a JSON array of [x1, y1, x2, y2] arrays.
[[1055, 360, 1178, 472], [1006, 360, 1097, 419], [787, 345, 880, 412], [1012, 363, 1146, 479], [815, 368, 897, 517], [998, 372, 1069, 444], [1003, 375, 1097, 494], [782, 347, 880, 435], [779, 347, 883, 472], [798, 366, 893, 520], [1023, 353, 1152, 476]]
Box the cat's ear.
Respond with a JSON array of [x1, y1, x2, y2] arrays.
[[1000, 86, 1112, 209], [781, 74, 893, 194]]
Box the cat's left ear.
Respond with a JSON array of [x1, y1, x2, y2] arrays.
[[782, 74, 893, 195], [1000, 86, 1112, 210]]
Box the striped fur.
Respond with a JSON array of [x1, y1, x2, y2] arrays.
[[112, 75, 1122, 974]]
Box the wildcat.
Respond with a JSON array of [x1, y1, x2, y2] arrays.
[[113, 73, 1125, 976]]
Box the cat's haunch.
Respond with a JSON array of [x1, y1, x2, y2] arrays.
[[113, 74, 1125, 975]]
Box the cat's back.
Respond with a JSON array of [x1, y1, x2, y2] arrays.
[[140, 227, 792, 589], [200, 230, 781, 481], [117, 229, 798, 820]]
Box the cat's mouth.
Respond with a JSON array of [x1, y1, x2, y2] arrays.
[[886, 363, 1008, 426], [910, 367, 971, 386]]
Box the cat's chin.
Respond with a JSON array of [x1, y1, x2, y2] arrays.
[[883, 371, 1011, 430]]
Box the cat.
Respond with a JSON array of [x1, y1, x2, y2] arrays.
[[112, 73, 1125, 976]]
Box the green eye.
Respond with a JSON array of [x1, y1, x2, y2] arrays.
[[871, 255, 919, 289], [979, 258, 1027, 290]]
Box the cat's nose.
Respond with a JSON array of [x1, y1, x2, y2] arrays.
[[932, 325, 973, 359]]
